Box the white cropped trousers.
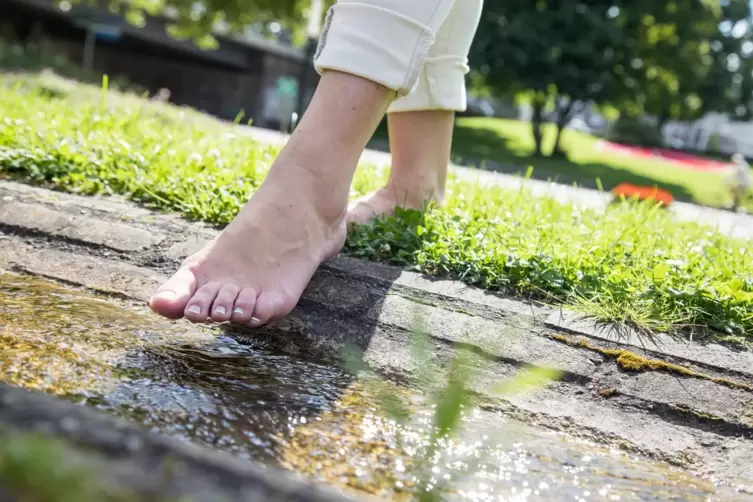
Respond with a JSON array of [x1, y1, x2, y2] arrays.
[[313, 0, 484, 112]]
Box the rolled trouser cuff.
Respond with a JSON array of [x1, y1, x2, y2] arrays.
[[388, 55, 469, 112], [314, 2, 436, 96]]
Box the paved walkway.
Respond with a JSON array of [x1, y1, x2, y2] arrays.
[[245, 126, 753, 239]]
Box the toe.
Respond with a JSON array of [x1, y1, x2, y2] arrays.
[[346, 199, 381, 226], [184, 282, 222, 323], [211, 285, 241, 322], [231, 287, 257, 324], [249, 290, 292, 328], [150, 268, 198, 319], [346, 201, 368, 225]]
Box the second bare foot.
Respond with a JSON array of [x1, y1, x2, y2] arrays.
[[346, 182, 442, 225]]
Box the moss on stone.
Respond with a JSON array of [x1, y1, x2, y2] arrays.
[[549, 333, 753, 393]]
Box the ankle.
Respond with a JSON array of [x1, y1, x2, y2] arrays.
[[386, 172, 445, 207], [264, 162, 349, 224], [380, 183, 442, 211]]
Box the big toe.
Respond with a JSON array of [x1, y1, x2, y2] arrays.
[[150, 267, 198, 319]]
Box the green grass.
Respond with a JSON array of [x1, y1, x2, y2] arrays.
[[375, 116, 752, 211], [1, 72, 752, 342]]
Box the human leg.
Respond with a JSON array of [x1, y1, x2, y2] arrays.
[[347, 0, 483, 224], [150, 0, 458, 325]]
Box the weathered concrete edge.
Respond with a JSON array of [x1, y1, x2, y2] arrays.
[[0, 240, 601, 380], [0, 383, 353, 502], [3, 240, 753, 442], [0, 200, 165, 252], [2, 183, 753, 434]]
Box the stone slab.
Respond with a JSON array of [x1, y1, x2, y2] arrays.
[[0, 180, 154, 218], [546, 310, 753, 379], [370, 294, 598, 378], [608, 371, 753, 430], [499, 386, 708, 462], [702, 439, 753, 493], [166, 233, 214, 261], [0, 201, 164, 252], [3, 178, 753, 491], [0, 241, 162, 302], [325, 256, 550, 320]]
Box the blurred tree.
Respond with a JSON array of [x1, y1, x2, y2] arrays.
[[623, 0, 752, 139], [469, 0, 725, 157], [698, 0, 753, 122], [68, 0, 332, 47]]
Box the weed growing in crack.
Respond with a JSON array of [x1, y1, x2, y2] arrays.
[[344, 307, 561, 501]]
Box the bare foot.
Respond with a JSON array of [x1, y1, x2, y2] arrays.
[[346, 182, 442, 225], [150, 166, 347, 327], [150, 70, 393, 326], [349, 110, 454, 225]]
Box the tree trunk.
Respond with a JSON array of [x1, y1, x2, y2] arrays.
[[656, 113, 668, 147], [550, 98, 582, 157], [531, 98, 545, 157], [552, 121, 568, 157]]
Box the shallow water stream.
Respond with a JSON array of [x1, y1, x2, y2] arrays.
[[0, 272, 739, 500]]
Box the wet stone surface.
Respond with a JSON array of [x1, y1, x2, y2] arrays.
[[0, 272, 744, 501]]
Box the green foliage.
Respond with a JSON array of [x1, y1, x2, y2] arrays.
[[1, 74, 752, 340], [699, 0, 753, 121], [471, 1, 642, 154], [625, 0, 753, 125], [377, 117, 740, 212], [706, 131, 722, 155], [66, 0, 333, 46], [377, 115, 743, 211], [0, 35, 138, 92], [346, 192, 753, 340], [469, 1, 752, 152]]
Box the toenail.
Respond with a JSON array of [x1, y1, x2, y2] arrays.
[[214, 306, 226, 315], [233, 308, 244, 316], [155, 290, 176, 300], [249, 317, 263, 328], [186, 305, 201, 315]]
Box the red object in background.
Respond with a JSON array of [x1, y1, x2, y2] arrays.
[[600, 141, 732, 171], [611, 183, 674, 206]]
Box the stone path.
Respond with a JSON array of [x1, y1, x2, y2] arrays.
[[0, 180, 752, 498], [245, 126, 753, 240]]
